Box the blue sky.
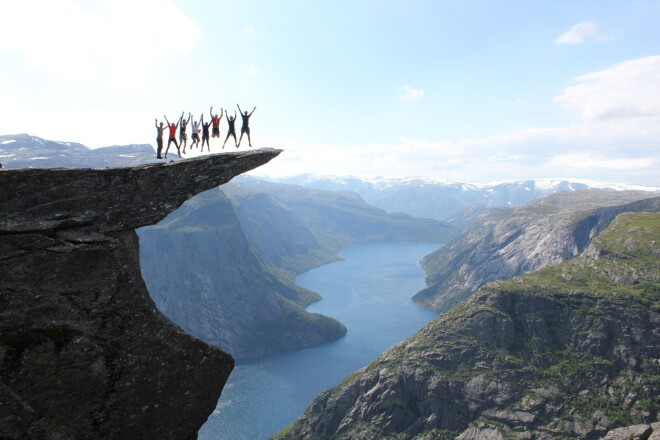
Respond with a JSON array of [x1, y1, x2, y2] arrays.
[[1, 0, 658, 184]]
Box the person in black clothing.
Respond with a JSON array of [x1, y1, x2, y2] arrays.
[[179, 112, 191, 154], [222, 109, 238, 148], [237, 104, 256, 147], [154, 118, 165, 159], [200, 114, 212, 152]]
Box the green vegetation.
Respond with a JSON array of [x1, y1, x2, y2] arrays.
[[275, 212, 659, 439]]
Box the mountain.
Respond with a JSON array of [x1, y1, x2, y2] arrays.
[[414, 190, 660, 312], [223, 176, 459, 276], [0, 151, 280, 439], [269, 174, 659, 221], [275, 212, 660, 440], [0, 133, 157, 168], [138, 188, 347, 359], [139, 177, 457, 359]]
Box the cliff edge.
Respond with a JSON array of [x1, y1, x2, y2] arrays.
[[0, 150, 281, 439]]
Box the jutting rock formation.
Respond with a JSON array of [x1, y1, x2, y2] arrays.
[[0, 150, 280, 439]]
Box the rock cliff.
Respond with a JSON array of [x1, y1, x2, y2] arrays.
[[415, 190, 660, 312], [275, 212, 659, 439], [0, 150, 280, 439]]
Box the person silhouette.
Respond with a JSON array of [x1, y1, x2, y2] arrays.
[[179, 112, 191, 154], [222, 109, 238, 148], [190, 115, 201, 149], [163, 114, 180, 158], [200, 114, 212, 152], [237, 104, 256, 147], [154, 119, 165, 159], [210, 106, 223, 141]]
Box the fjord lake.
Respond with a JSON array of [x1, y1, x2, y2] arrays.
[[199, 241, 440, 440]]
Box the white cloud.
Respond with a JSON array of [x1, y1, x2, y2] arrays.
[[242, 26, 256, 34], [0, 0, 201, 88], [556, 55, 660, 121], [555, 20, 611, 45], [547, 152, 655, 170], [257, 57, 660, 185], [400, 85, 424, 102]]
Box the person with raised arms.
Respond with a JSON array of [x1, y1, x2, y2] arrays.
[[237, 104, 256, 147], [200, 113, 212, 152], [179, 112, 191, 154], [190, 114, 201, 150], [210, 106, 223, 142], [222, 109, 238, 149], [163, 114, 180, 158]]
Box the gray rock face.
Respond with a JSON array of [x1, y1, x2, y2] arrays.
[[0, 150, 280, 439], [414, 190, 660, 312], [274, 212, 660, 440]]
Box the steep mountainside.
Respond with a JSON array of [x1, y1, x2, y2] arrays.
[[139, 189, 346, 359], [0, 150, 279, 439], [270, 174, 658, 221], [223, 177, 459, 275], [414, 190, 660, 312], [275, 212, 660, 440]]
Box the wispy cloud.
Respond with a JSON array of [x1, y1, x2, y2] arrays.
[[400, 85, 424, 102], [258, 56, 660, 185], [555, 55, 660, 120], [555, 20, 612, 45]]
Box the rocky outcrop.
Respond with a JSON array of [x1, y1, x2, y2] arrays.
[[0, 150, 280, 439], [275, 212, 660, 440], [414, 190, 660, 312]]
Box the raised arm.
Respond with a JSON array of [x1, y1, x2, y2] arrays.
[[237, 104, 242, 114], [249, 106, 256, 116], [219, 108, 224, 120], [210, 106, 214, 118], [154, 118, 159, 128], [186, 112, 191, 124], [164, 114, 170, 125]]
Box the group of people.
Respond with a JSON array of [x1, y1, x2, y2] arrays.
[[155, 104, 256, 159]]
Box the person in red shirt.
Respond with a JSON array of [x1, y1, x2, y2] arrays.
[[163, 114, 180, 158], [210, 106, 223, 141]]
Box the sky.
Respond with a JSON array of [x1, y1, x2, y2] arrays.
[[0, 0, 659, 185]]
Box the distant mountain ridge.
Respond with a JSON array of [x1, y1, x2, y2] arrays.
[[0, 133, 157, 169], [268, 174, 660, 221], [414, 190, 660, 312]]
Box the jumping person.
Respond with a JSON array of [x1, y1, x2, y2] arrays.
[[163, 114, 180, 158], [222, 109, 238, 148], [190, 115, 201, 149], [237, 104, 256, 147], [200, 114, 212, 152], [210, 106, 223, 140], [155, 118, 165, 159], [179, 112, 191, 154]]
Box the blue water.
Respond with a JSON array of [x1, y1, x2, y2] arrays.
[[199, 241, 440, 440]]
